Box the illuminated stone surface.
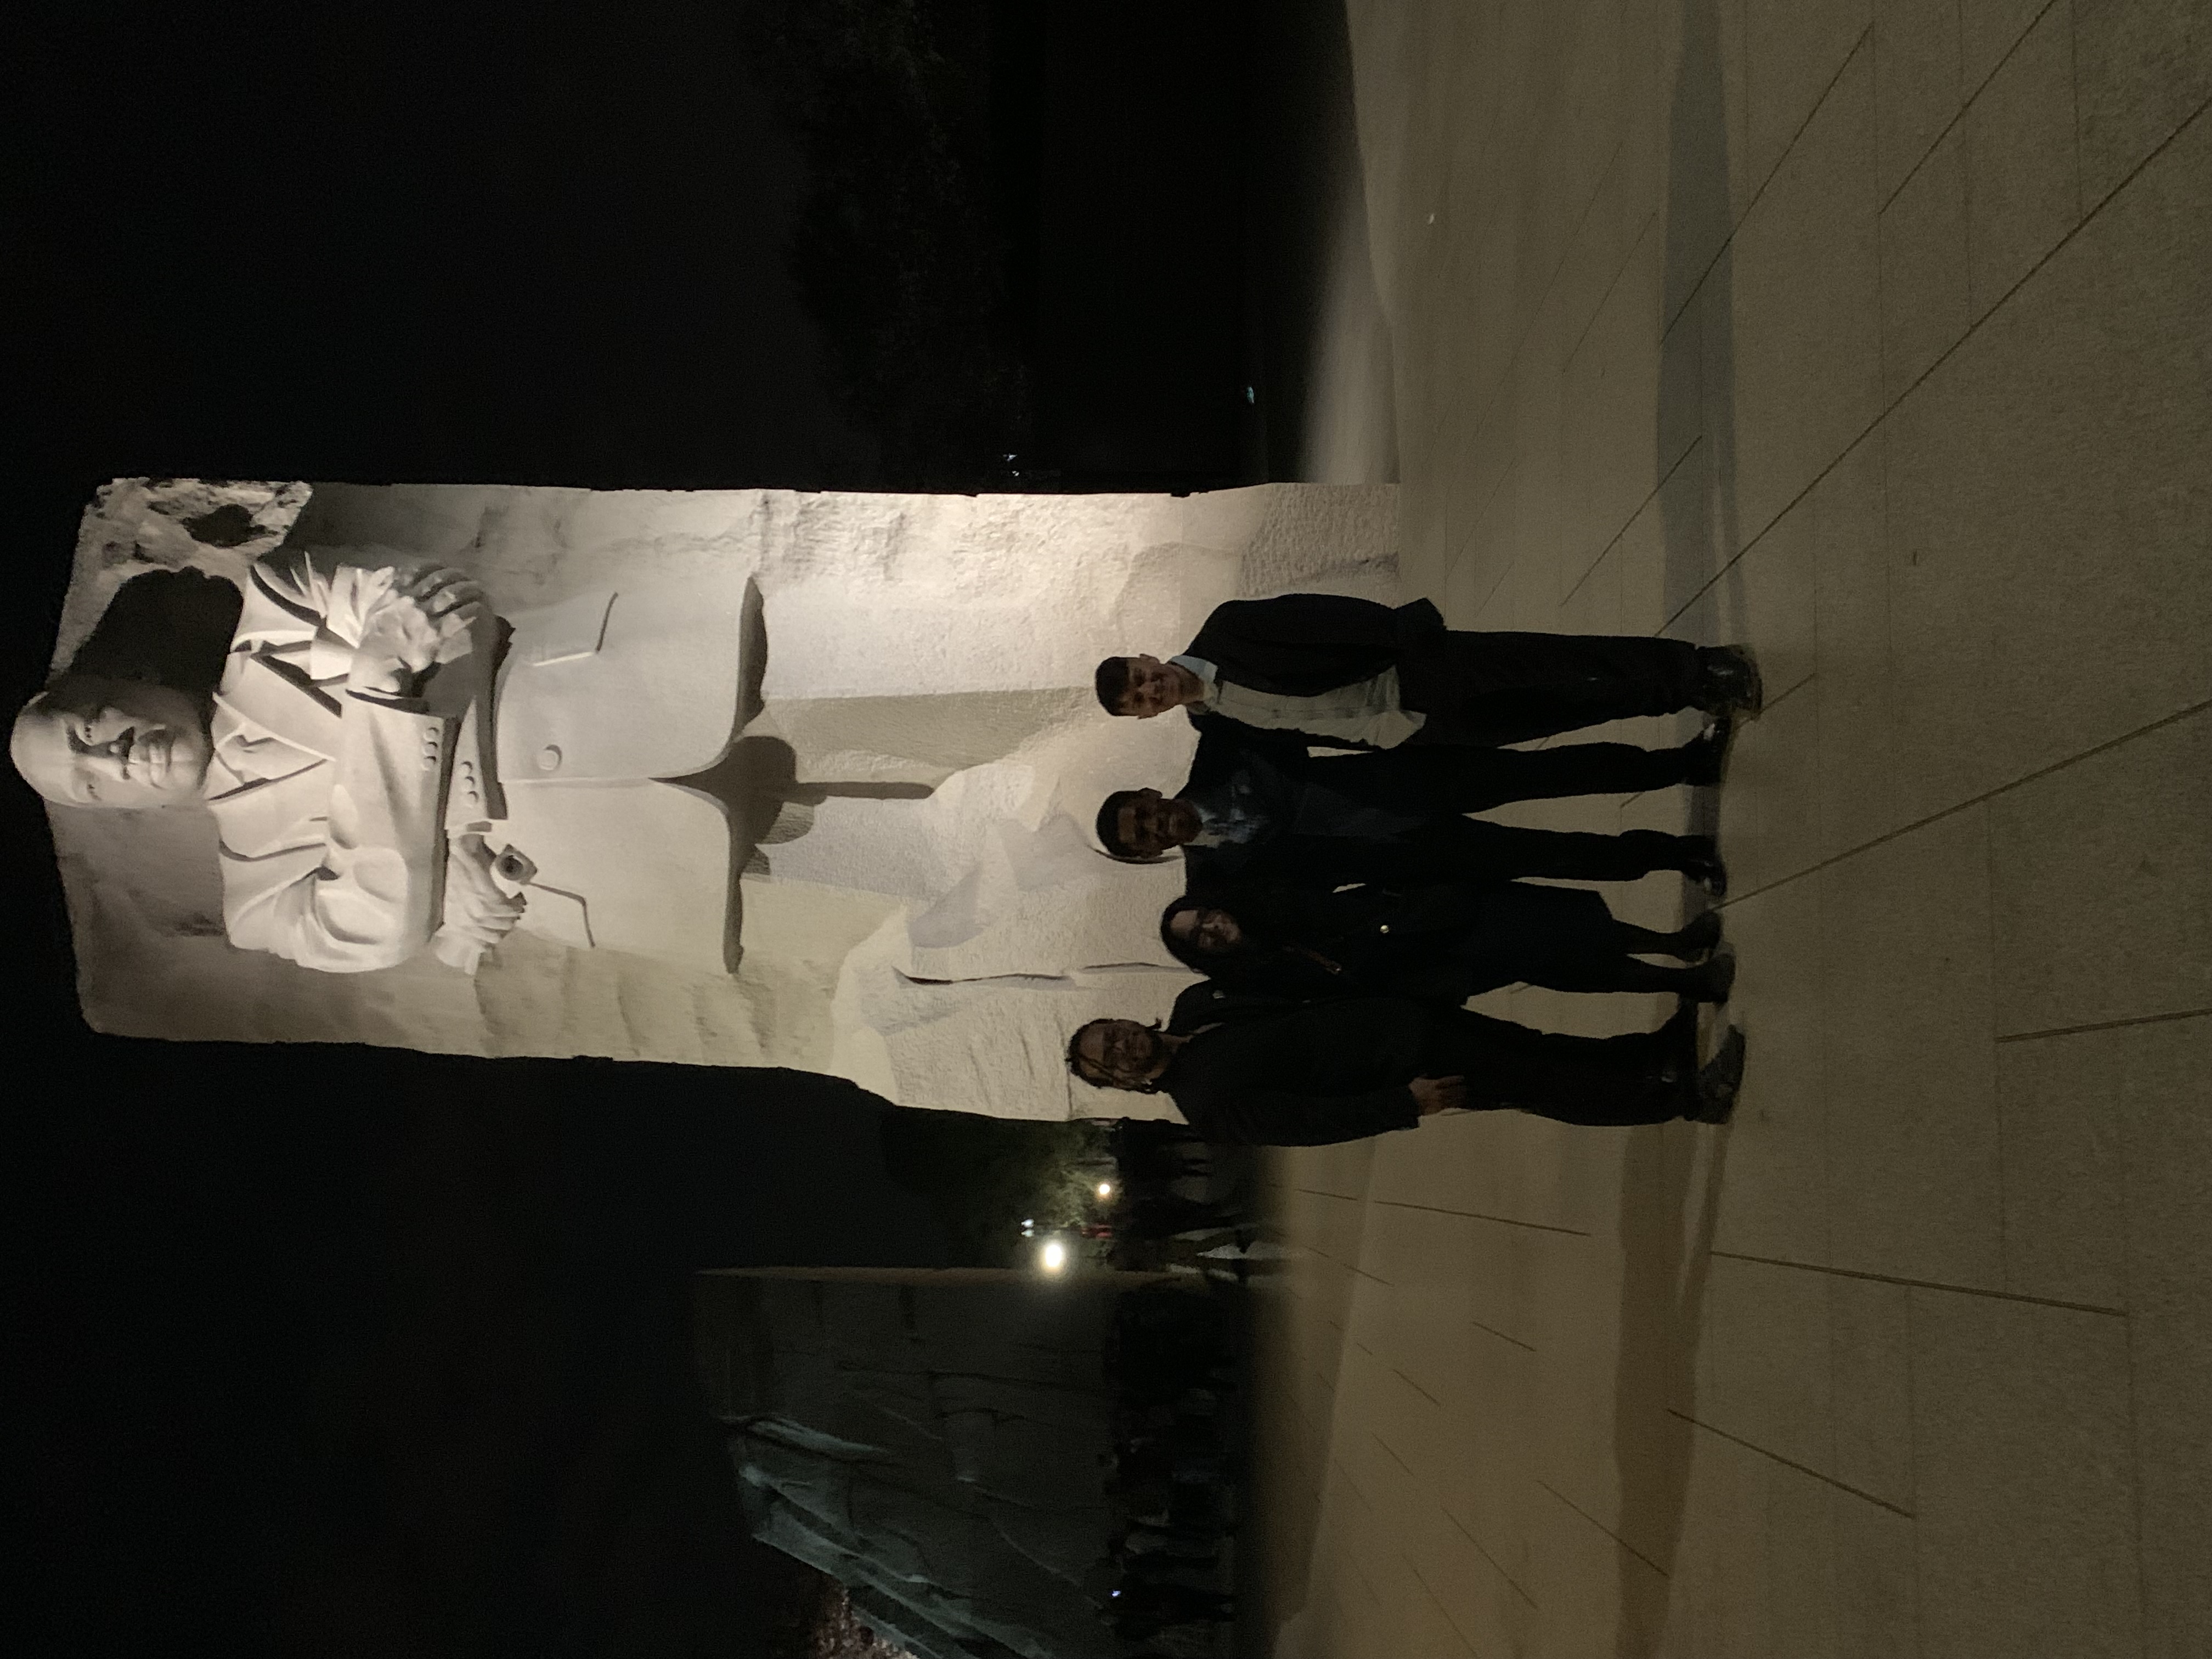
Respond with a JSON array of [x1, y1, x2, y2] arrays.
[[46, 477, 1397, 1120]]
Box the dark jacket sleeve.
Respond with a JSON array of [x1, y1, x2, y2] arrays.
[[1189, 1082, 1422, 1147], [1183, 595, 1444, 698], [1190, 594, 1437, 654], [1182, 719, 1310, 795], [1373, 881, 1498, 934]]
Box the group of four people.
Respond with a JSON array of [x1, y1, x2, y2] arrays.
[[1065, 592, 1762, 1147], [13, 556, 1760, 1147]]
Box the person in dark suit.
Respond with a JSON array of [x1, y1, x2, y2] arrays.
[[1068, 983, 1747, 1147], [1094, 592, 1762, 749], [1096, 721, 1729, 895], [1158, 884, 1733, 1005]]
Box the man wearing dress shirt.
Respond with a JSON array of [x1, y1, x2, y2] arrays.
[[1094, 720, 1729, 896], [1094, 592, 1762, 750]]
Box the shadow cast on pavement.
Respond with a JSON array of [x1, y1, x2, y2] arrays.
[[1609, 2, 1743, 1652]]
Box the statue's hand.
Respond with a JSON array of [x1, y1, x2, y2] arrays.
[[350, 567, 488, 698], [440, 830, 527, 948]]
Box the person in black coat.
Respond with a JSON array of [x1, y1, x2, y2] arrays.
[[1067, 983, 1747, 1146], [1093, 592, 1763, 749], [1158, 884, 1735, 1004], [1097, 720, 1729, 895]]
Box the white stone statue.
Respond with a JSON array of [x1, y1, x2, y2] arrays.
[[30, 478, 1400, 1109], [13, 544, 746, 977]]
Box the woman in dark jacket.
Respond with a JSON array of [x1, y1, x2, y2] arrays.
[[1159, 882, 1732, 1005]]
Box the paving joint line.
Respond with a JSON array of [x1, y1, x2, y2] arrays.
[[1469, 1317, 1538, 1355], [1708, 1248, 2127, 1317], [1663, 22, 1875, 338], [1374, 1430, 1422, 1481], [1666, 1408, 1916, 1517], [1994, 1007, 2212, 1045], [1875, 0, 2069, 219], [1666, 94, 2211, 640], [1395, 1366, 1447, 1408], [1560, 431, 1707, 606], [1446, 1507, 1539, 1609], [1533, 1480, 1672, 1578], [1717, 698, 2212, 910], [1371, 1195, 1592, 1235], [1408, 1560, 1494, 1656]]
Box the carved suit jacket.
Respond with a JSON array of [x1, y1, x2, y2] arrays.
[[204, 546, 747, 974], [204, 549, 494, 972]]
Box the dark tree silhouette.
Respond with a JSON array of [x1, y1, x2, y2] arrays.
[[877, 1109, 1104, 1266], [738, 0, 1033, 490]]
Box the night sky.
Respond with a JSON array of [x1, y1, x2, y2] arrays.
[[4, 1, 1340, 1651], [9, 5, 943, 1654]]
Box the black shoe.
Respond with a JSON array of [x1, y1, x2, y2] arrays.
[[1652, 1000, 1701, 1086], [1694, 646, 1765, 718], [1682, 714, 1737, 787], [1675, 910, 1724, 958], [1691, 949, 1737, 1003], [1690, 1027, 1747, 1122], [1679, 837, 1729, 899]]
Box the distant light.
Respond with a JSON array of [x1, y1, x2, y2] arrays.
[[1039, 1239, 1068, 1273], [1096, 1182, 1115, 1199], [1244, 386, 1256, 404]]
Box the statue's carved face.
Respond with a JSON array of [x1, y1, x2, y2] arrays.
[[12, 675, 213, 810]]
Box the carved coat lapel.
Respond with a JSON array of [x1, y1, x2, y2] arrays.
[[205, 651, 349, 857]]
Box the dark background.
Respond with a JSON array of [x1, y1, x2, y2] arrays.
[[3, 0, 1361, 1652]]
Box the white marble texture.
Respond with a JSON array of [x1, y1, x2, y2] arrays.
[[43, 478, 1398, 1118]]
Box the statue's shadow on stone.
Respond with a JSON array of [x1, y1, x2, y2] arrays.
[[660, 590, 935, 969]]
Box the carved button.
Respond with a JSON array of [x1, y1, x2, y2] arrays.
[[459, 759, 474, 780], [421, 754, 438, 773], [462, 786, 479, 805], [535, 744, 562, 772], [1378, 923, 1391, 933]]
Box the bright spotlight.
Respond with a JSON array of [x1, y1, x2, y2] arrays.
[[1039, 1239, 1068, 1273], [1096, 1182, 1114, 1199]]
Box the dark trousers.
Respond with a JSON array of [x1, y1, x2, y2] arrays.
[[1423, 1006, 1695, 1125], [1400, 632, 1701, 747], [1425, 819, 1697, 883], [1220, 822, 1702, 894], [1308, 737, 1691, 812], [1456, 883, 1699, 996]]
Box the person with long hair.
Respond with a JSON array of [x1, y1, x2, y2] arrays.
[[1156, 883, 1733, 1006]]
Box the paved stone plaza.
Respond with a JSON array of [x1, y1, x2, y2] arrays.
[[1254, 3, 2209, 1656]]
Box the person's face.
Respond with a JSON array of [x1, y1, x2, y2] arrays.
[[10, 676, 213, 809], [1114, 788, 1202, 857], [1114, 654, 1195, 718], [1168, 906, 1243, 955], [1074, 1020, 1171, 1090]]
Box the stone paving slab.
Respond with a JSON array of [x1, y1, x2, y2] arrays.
[[1257, 3, 2209, 1655]]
